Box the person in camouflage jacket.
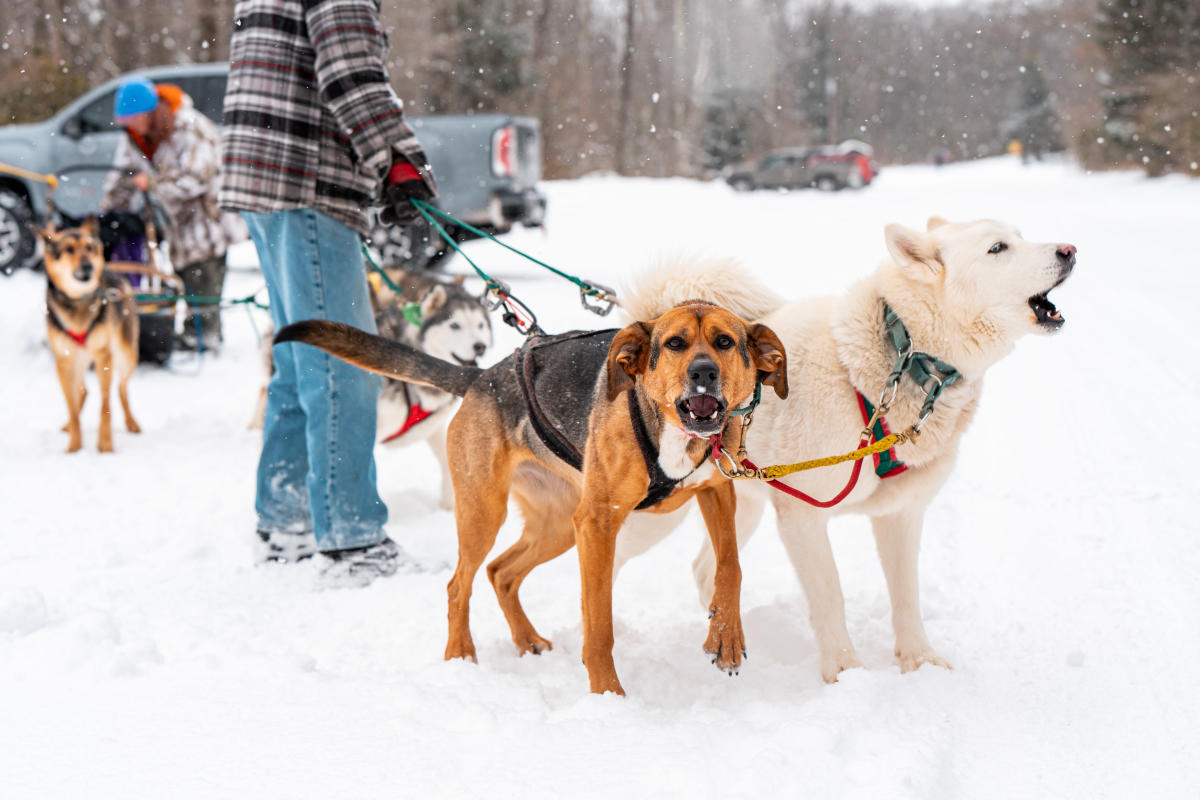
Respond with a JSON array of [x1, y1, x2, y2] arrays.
[[102, 79, 244, 350]]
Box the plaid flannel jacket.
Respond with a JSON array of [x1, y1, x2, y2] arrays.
[[218, 0, 434, 234]]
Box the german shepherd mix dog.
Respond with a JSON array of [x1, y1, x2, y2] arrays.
[[369, 267, 492, 509], [617, 218, 1076, 682], [36, 219, 141, 453], [277, 303, 788, 695]]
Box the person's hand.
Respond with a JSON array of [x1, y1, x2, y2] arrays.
[[133, 173, 150, 192], [379, 158, 435, 227]]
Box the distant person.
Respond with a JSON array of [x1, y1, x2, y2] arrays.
[[219, 0, 438, 584], [101, 77, 240, 352]]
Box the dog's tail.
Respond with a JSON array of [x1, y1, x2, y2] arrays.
[[275, 320, 481, 396], [618, 257, 787, 323]]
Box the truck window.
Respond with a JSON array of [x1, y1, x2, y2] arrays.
[[71, 90, 118, 135], [171, 75, 228, 124]]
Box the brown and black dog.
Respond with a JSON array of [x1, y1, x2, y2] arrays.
[[277, 302, 787, 695], [37, 219, 141, 453]]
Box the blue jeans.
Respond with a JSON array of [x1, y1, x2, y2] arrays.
[[242, 209, 387, 552]]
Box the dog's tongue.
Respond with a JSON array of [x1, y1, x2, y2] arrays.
[[686, 394, 718, 419]]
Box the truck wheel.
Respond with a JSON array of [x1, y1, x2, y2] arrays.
[[367, 211, 450, 271], [730, 177, 753, 192], [814, 175, 841, 192], [0, 187, 37, 276]]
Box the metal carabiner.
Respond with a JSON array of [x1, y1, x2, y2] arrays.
[[580, 282, 618, 316]]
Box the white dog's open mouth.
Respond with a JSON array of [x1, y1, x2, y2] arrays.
[[1029, 270, 1071, 330], [452, 354, 479, 368], [1029, 291, 1063, 329]]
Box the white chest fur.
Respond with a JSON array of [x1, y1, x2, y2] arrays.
[[657, 425, 715, 486]]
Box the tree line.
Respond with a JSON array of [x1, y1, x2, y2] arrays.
[[1, 0, 1195, 178]]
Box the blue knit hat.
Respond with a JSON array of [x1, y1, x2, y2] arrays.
[[113, 77, 159, 121]]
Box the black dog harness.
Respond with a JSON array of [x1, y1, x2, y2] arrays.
[[516, 330, 709, 510]]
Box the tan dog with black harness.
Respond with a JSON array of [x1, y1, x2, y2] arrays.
[[36, 218, 141, 453], [276, 302, 787, 695]]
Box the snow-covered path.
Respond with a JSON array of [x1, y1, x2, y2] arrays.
[[2, 158, 1198, 799]]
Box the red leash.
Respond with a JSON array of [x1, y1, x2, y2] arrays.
[[712, 435, 869, 509]]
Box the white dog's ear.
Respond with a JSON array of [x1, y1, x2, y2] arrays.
[[420, 285, 448, 319], [885, 223, 943, 282], [926, 216, 949, 231]]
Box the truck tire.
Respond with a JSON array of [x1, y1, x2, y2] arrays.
[[730, 177, 754, 192], [814, 174, 841, 192], [367, 211, 451, 272], [0, 187, 37, 275]]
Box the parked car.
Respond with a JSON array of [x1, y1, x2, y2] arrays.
[[723, 141, 876, 193], [0, 63, 547, 274]]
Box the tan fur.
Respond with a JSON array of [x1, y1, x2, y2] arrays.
[[616, 217, 1076, 681], [442, 304, 787, 695], [38, 219, 141, 453]]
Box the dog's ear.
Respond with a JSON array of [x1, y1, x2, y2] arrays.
[[926, 216, 950, 231], [420, 285, 448, 319], [748, 323, 789, 399], [606, 322, 651, 400], [30, 222, 57, 243], [83, 214, 100, 238], [885, 223, 943, 282]]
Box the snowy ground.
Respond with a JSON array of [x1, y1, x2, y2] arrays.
[[2, 157, 1198, 799]]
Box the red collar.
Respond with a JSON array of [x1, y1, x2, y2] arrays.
[[66, 329, 89, 346]]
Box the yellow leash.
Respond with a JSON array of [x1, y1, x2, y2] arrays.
[[751, 429, 916, 480], [0, 162, 58, 188]]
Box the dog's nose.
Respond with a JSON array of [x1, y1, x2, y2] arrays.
[[473, 342, 487, 356], [687, 358, 719, 388], [1056, 244, 1076, 265]]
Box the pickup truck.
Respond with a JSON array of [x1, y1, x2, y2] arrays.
[[0, 62, 546, 274], [723, 143, 876, 193]]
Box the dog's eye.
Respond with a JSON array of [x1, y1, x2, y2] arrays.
[[665, 336, 686, 351], [714, 334, 734, 350], [449, 322, 461, 330], [988, 242, 1007, 254]]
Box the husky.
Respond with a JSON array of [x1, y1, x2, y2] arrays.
[[36, 219, 141, 453], [614, 217, 1076, 682], [368, 267, 493, 509], [252, 267, 494, 507]]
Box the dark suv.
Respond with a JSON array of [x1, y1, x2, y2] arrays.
[[723, 143, 876, 193], [0, 63, 546, 273]]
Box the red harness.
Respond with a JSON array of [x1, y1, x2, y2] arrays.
[[381, 402, 433, 443], [65, 329, 90, 346]]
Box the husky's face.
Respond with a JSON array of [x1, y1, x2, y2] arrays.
[[36, 218, 106, 299], [419, 293, 493, 368], [885, 217, 1076, 338]]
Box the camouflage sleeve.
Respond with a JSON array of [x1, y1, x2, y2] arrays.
[[150, 110, 221, 207], [100, 135, 142, 213]]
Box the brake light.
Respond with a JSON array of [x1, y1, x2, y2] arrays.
[[491, 125, 514, 177]]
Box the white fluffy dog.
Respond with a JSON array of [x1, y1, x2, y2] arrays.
[[615, 218, 1076, 681]]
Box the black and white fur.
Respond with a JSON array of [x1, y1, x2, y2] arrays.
[[370, 268, 493, 509]]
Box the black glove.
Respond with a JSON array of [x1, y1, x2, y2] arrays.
[[379, 157, 435, 227]]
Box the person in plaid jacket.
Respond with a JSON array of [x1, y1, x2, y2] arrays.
[[220, 0, 437, 583]]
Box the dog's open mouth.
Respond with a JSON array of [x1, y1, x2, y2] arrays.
[[676, 393, 726, 436], [452, 355, 479, 368], [1029, 273, 1069, 330]]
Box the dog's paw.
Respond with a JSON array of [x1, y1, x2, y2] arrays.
[[444, 633, 478, 663], [514, 632, 553, 656], [820, 648, 864, 683], [126, 419, 142, 434], [897, 646, 952, 674], [703, 613, 746, 675]]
